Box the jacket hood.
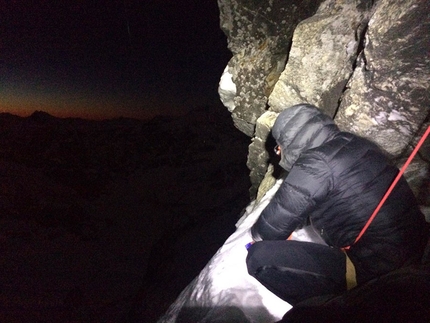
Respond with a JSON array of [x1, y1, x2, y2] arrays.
[[272, 104, 339, 171]]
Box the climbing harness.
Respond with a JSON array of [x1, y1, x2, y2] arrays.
[[343, 125, 430, 251]]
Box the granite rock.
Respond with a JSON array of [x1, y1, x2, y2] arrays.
[[218, 0, 430, 198]]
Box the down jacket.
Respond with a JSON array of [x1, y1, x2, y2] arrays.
[[251, 104, 428, 284]]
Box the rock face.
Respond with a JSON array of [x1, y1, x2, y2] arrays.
[[336, 0, 429, 156], [217, 0, 324, 137], [268, 1, 372, 117], [218, 0, 430, 200]]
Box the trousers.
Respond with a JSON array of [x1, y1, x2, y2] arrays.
[[246, 240, 346, 306]]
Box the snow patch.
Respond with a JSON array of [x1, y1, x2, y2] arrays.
[[398, 125, 411, 136], [388, 110, 407, 122], [374, 111, 388, 124], [218, 66, 237, 112], [159, 179, 325, 323]]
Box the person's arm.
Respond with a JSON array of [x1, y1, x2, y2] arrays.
[[251, 154, 332, 241]]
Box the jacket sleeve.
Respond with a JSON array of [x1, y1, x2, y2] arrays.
[[251, 154, 332, 241]]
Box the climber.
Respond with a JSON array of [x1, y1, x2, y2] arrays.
[[246, 103, 428, 306]]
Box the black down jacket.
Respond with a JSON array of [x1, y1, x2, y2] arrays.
[[251, 104, 428, 284]]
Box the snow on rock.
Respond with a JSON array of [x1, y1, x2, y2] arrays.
[[218, 66, 237, 112], [217, 0, 322, 137], [159, 179, 325, 323]]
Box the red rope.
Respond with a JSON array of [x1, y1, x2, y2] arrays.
[[343, 125, 430, 251]]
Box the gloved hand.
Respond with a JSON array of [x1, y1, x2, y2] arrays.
[[245, 241, 255, 250]]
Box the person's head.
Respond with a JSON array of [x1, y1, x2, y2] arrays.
[[272, 103, 338, 171]]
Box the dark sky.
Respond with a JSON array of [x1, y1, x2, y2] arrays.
[[0, 0, 231, 119]]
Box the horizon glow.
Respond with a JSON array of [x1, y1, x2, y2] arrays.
[[0, 72, 208, 121]]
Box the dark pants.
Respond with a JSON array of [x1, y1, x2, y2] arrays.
[[246, 240, 346, 305]]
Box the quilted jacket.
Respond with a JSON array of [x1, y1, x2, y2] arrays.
[[251, 104, 428, 284]]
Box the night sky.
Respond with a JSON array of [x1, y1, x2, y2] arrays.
[[1, 0, 231, 120]]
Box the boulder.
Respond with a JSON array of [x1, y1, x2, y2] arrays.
[[336, 0, 430, 158], [269, 0, 373, 117], [217, 0, 323, 136], [218, 0, 430, 199]]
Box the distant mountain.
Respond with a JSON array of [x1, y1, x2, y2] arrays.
[[28, 110, 58, 122], [0, 105, 251, 322]]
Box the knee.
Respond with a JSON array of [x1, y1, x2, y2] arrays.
[[246, 242, 264, 276]]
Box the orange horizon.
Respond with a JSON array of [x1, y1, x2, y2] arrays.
[[0, 82, 220, 121], [0, 107, 154, 121], [0, 100, 197, 121], [0, 91, 154, 120]]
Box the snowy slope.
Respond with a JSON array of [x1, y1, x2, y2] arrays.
[[159, 179, 326, 323]]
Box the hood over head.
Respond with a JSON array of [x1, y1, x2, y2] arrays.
[[272, 103, 339, 171]]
